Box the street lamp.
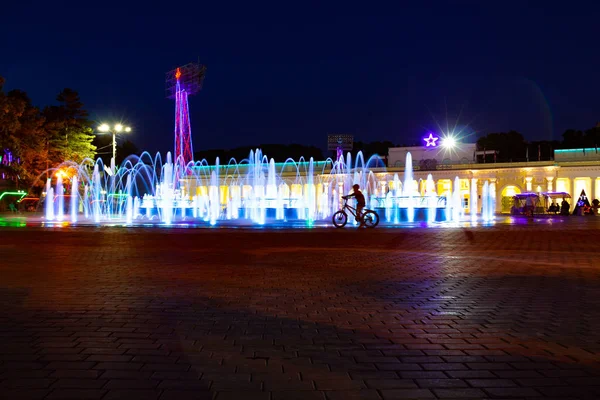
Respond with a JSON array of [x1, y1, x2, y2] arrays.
[[97, 123, 132, 163], [441, 135, 457, 149]]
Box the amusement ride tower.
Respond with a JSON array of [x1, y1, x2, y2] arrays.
[[166, 62, 207, 167]]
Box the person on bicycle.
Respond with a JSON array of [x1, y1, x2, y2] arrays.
[[346, 184, 366, 225]]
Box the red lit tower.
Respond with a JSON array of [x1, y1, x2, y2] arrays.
[[166, 62, 207, 166]]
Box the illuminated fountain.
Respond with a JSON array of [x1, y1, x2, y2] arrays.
[[39, 62, 496, 227], [41, 149, 495, 226]]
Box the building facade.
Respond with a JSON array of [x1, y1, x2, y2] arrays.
[[182, 146, 600, 218], [382, 145, 600, 214]]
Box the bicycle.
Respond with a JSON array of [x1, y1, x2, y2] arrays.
[[332, 196, 380, 228]]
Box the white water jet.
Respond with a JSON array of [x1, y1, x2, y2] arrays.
[[393, 174, 400, 223], [307, 157, 315, 222], [35, 148, 495, 227], [490, 181, 496, 220], [385, 190, 393, 222], [470, 178, 478, 221], [161, 153, 174, 225], [70, 175, 78, 223], [404, 153, 414, 223], [267, 158, 277, 198], [426, 174, 437, 223], [45, 179, 54, 221], [92, 165, 101, 223], [481, 180, 490, 221], [192, 194, 198, 219], [276, 184, 285, 220], [133, 196, 140, 220], [56, 175, 64, 221], [125, 175, 133, 225], [83, 185, 89, 219], [209, 169, 219, 225]]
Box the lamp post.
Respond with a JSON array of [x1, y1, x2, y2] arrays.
[[97, 123, 132, 163]]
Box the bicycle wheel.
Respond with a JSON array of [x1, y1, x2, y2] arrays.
[[362, 210, 379, 228], [332, 211, 348, 228]]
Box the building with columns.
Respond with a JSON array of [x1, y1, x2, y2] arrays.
[[182, 143, 600, 220], [383, 145, 600, 214]]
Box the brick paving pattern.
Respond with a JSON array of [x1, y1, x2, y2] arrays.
[[1, 219, 600, 399]]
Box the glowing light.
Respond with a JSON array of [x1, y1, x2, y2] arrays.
[[125, 127, 132, 132], [174, 76, 194, 165], [441, 136, 456, 149], [115, 124, 123, 132], [55, 170, 68, 179], [423, 133, 439, 147], [555, 148, 598, 153], [98, 124, 110, 132], [0, 190, 27, 202], [175, 68, 182, 80], [40, 149, 494, 226]]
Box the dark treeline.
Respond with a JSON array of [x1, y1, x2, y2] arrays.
[[93, 136, 140, 166], [0, 76, 96, 190], [477, 124, 600, 162], [194, 144, 324, 162], [350, 141, 397, 157], [193, 141, 402, 163]]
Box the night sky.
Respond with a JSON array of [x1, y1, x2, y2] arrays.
[[2, 2, 599, 155]]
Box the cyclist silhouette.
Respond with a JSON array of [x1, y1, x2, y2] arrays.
[[346, 184, 366, 226]]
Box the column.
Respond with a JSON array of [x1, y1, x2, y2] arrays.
[[546, 176, 554, 192], [570, 178, 575, 212], [525, 177, 533, 192]]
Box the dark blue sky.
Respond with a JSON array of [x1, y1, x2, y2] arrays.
[[2, 1, 599, 154]]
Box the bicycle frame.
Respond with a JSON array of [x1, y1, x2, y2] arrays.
[[340, 198, 359, 218]]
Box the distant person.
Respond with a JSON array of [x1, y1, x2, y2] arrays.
[[592, 199, 600, 215], [560, 199, 570, 215], [524, 196, 534, 216], [346, 184, 366, 226]]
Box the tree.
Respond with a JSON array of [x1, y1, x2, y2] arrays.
[[583, 127, 600, 148], [529, 140, 560, 161], [0, 80, 25, 152], [194, 144, 324, 163], [0, 80, 96, 191], [5, 90, 47, 188], [0, 80, 48, 189], [116, 140, 140, 165], [477, 131, 527, 162], [561, 129, 585, 148], [43, 88, 96, 165], [352, 141, 396, 157]]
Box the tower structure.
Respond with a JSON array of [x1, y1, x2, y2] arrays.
[[166, 62, 207, 166], [327, 134, 353, 166]]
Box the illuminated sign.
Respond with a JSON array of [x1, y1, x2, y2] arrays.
[[423, 133, 439, 147]]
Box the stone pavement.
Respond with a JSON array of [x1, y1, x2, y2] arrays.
[[1, 220, 600, 399]]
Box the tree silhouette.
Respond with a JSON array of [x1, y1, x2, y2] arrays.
[[43, 88, 96, 165], [477, 131, 527, 162]]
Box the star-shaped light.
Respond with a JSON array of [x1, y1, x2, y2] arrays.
[[424, 133, 439, 147]]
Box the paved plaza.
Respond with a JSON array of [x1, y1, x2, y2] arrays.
[[1, 219, 600, 399]]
